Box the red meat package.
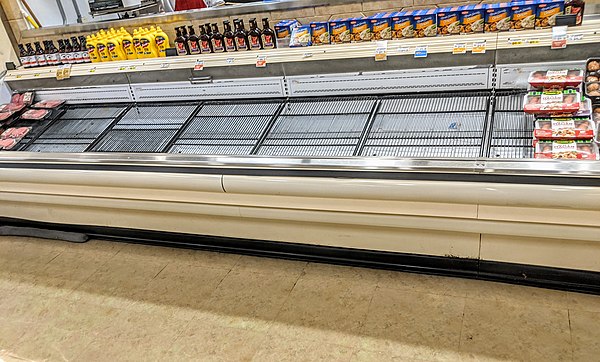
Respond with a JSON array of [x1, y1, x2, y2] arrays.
[[32, 100, 65, 109], [0, 110, 16, 122], [20, 109, 50, 120], [0, 103, 26, 113], [528, 70, 584, 89], [533, 118, 595, 140], [523, 91, 581, 114], [534, 140, 598, 160], [0, 138, 17, 150], [1, 127, 31, 139]]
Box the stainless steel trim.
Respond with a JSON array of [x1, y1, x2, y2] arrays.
[[1, 153, 600, 178], [189, 76, 213, 84]]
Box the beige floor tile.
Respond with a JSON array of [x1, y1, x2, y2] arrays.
[[360, 287, 465, 361], [168, 319, 267, 361], [466, 280, 570, 309], [377, 270, 476, 298], [197, 269, 300, 331], [0, 319, 35, 353], [252, 336, 354, 362], [268, 273, 376, 346], [570, 309, 600, 362], [0, 292, 62, 324], [460, 299, 571, 361], [351, 349, 436, 361], [301, 262, 382, 284], [232, 255, 308, 276], [567, 291, 600, 313], [10, 324, 94, 362], [118, 242, 241, 270], [129, 263, 230, 319]]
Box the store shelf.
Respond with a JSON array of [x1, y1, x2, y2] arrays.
[[6, 20, 600, 84]]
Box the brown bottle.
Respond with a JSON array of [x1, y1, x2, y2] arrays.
[[34, 41, 47, 67], [261, 18, 276, 49], [248, 18, 262, 50], [223, 20, 236, 52], [26, 43, 38, 67], [187, 25, 201, 55], [204, 23, 213, 38], [234, 19, 249, 51], [199, 25, 212, 54], [174, 27, 189, 56], [565, 0, 585, 26], [210, 23, 225, 53]]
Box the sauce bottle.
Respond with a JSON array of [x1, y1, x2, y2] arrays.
[[34, 41, 48, 67], [65, 38, 75, 64], [204, 23, 213, 38], [174, 27, 189, 55], [71, 36, 83, 63], [187, 25, 201, 55], [96, 33, 110, 62], [45, 40, 60, 66], [18, 44, 30, 68], [154, 26, 169, 57], [107, 31, 125, 61], [234, 19, 249, 51], [132, 29, 144, 58], [261, 18, 276, 49], [140, 28, 158, 58], [248, 18, 262, 50], [81, 36, 93, 63], [199, 25, 212, 54], [120, 28, 137, 60], [210, 23, 225, 53], [223, 20, 236, 52], [565, 0, 585, 26], [25, 43, 38, 67]]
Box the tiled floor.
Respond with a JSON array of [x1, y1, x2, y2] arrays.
[[1, 236, 599, 361]]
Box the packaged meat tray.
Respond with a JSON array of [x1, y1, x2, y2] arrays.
[[0, 110, 16, 123], [593, 105, 600, 122], [540, 97, 592, 118], [20, 109, 50, 121], [1, 127, 31, 140], [32, 100, 65, 109], [523, 90, 581, 114], [533, 118, 595, 139], [10, 91, 35, 106], [586, 59, 600, 74], [0, 103, 26, 113], [585, 82, 600, 102], [534, 140, 598, 160], [528, 70, 584, 88], [0, 138, 17, 150]]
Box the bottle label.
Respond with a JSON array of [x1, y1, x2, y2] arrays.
[[212, 39, 224, 52], [82, 51, 90, 62], [122, 40, 135, 55], [133, 39, 141, 48], [225, 38, 236, 51], [250, 35, 261, 49], [176, 42, 188, 55], [28, 55, 38, 66], [87, 45, 98, 59], [200, 40, 211, 53], [46, 53, 59, 65], [236, 37, 248, 50], [156, 36, 165, 47], [20, 56, 29, 67], [36, 54, 47, 66], [262, 34, 275, 48], [65, 53, 74, 63], [189, 40, 201, 54]]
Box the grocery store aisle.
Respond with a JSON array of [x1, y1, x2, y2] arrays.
[[0, 236, 599, 361]]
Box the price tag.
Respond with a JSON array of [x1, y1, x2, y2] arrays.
[[472, 41, 487, 54], [89, 67, 96, 73], [551, 26, 568, 49], [226, 57, 235, 64], [129, 66, 137, 70], [118, 66, 127, 71], [15, 75, 22, 79], [452, 43, 466, 55], [567, 33, 584, 41], [508, 38, 523, 46], [33, 73, 40, 77], [62, 63, 72, 79], [397, 46, 410, 53], [414, 46, 428, 58], [303, 52, 313, 58], [160, 63, 169, 69], [256, 55, 267, 67], [374, 41, 388, 61], [526, 38, 540, 44], [56, 65, 64, 80], [194, 59, 204, 71]]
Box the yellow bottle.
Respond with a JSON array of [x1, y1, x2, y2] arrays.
[[154, 26, 169, 57], [107, 29, 126, 61], [96, 31, 111, 62], [133, 28, 145, 58], [86, 34, 100, 63], [140, 27, 158, 58], [120, 27, 137, 60]]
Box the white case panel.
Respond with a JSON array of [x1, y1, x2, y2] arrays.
[[35, 85, 133, 104]]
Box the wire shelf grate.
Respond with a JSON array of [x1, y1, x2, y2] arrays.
[[494, 92, 526, 111], [91, 130, 177, 153], [35, 119, 114, 139], [197, 102, 281, 117], [281, 98, 376, 115], [117, 105, 197, 126], [489, 111, 534, 159], [180, 116, 272, 140], [61, 107, 126, 119], [169, 144, 255, 155], [379, 94, 489, 113]]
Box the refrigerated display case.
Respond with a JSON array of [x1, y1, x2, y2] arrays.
[[2, 19, 600, 293]]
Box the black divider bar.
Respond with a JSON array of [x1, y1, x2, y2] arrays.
[[250, 101, 287, 155], [161, 102, 204, 153], [353, 100, 381, 156], [479, 93, 495, 158], [83, 104, 133, 153]]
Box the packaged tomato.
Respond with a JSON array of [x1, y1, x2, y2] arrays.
[[528, 70, 584, 88], [523, 90, 581, 114], [533, 118, 595, 139], [534, 140, 598, 160]]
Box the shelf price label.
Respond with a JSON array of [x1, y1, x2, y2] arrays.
[[374, 41, 388, 62], [129, 65, 137, 70], [551, 26, 568, 49], [414, 46, 428, 58], [472, 41, 487, 54], [508, 38, 523, 46], [194, 59, 204, 71], [226, 57, 235, 64], [256, 55, 267, 68], [567, 33, 583, 41], [397, 46, 410, 53], [452, 43, 466, 55], [303, 52, 313, 58], [89, 67, 96, 73], [526, 38, 540, 44], [118, 66, 127, 71], [160, 63, 169, 69]]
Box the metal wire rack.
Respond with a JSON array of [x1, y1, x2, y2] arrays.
[[488, 91, 533, 159], [168, 100, 282, 155]]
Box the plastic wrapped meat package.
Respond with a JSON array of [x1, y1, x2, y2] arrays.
[[533, 118, 595, 139], [534, 140, 598, 160], [0, 138, 17, 150], [585, 82, 600, 101], [20, 109, 50, 121], [1, 127, 31, 140], [528, 70, 584, 89], [32, 100, 65, 109], [523, 91, 581, 114]]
